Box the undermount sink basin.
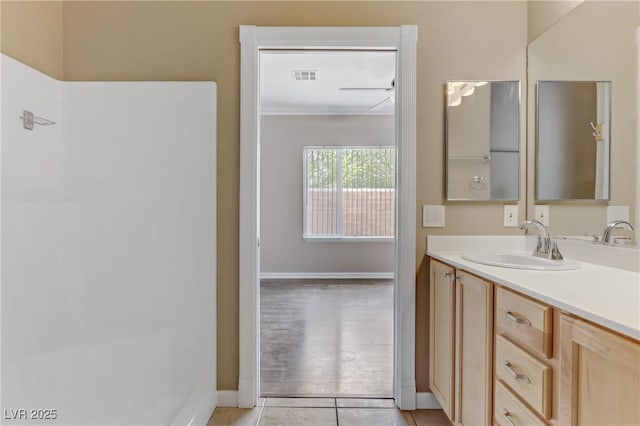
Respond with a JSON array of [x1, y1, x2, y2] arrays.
[[461, 252, 581, 271]]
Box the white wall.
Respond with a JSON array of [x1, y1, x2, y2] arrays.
[[1, 54, 217, 425], [260, 115, 394, 276]]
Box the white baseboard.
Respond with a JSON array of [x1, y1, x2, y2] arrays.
[[188, 389, 217, 426], [416, 392, 441, 409], [217, 390, 238, 407], [171, 387, 217, 426], [260, 272, 394, 280]]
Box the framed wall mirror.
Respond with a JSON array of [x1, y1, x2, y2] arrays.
[[536, 81, 611, 201], [446, 80, 520, 201], [526, 1, 638, 239]]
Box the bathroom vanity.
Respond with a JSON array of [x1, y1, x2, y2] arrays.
[[427, 236, 639, 426]]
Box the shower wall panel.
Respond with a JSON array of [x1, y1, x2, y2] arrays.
[[1, 54, 217, 425]]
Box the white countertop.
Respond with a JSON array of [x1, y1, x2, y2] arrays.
[[426, 236, 640, 341]]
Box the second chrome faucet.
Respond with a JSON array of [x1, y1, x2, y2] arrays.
[[601, 220, 634, 245]]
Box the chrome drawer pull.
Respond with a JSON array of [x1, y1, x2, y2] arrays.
[[443, 271, 452, 277], [505, 311, 532, 327], [502, 409, 517, 426], [504, 361, 531, 383]]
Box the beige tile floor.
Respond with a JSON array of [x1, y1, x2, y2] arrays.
[[207, 398, 451, 426]]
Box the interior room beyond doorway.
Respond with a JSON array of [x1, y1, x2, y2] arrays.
[[259, 50, 397, 399]]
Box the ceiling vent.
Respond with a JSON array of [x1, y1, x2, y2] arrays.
[[292, 70, 317, 81]]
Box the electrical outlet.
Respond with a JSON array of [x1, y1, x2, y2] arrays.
[[535, 205, 550, 226], [423, 205, 445, 227], [503, 205, 518, 227]]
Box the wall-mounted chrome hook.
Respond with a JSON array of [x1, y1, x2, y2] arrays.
[[20, 110, 56, 131]]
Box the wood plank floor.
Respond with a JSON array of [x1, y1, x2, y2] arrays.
[[260, 279, 393, 398]]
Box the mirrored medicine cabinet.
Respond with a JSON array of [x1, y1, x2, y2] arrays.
[[445, 80, 520, 201]]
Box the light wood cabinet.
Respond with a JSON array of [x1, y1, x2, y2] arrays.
[[454, 271, 493, 426], [496, 287, 553, 359], [495, 334, 552, 419], [494, 380, 546, 426], [429, 259, 639, 426], [429, 259, 456, 419], [559, 315, 640, 426], [429, 260, 493, 425], [494, 287, 557, 425]]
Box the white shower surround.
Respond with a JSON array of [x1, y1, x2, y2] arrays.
[[1, 55, 217, 425]]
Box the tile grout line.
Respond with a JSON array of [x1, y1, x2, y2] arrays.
[[409, 410, 416, 426], [255, 399, 265, 426]]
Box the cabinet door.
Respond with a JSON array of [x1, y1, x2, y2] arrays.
[[559, 315, 640, 426], [429, 259, 456, 420], [455, 271, 493, 426]]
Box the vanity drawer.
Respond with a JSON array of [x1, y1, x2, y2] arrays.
[[496, 287, 553, 358], [495, 380, 546, 426], [495, 334, 552, 419]]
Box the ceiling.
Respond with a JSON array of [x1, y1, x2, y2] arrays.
[[259, 51, 396, 115]]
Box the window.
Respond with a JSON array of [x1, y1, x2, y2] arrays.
[[304, 146, 395, 239]]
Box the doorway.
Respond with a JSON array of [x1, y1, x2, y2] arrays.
[[259, 50, 396, 398], [238, 26, 418, 409]]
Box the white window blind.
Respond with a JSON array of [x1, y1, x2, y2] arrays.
[[304, 146, 395, 239]]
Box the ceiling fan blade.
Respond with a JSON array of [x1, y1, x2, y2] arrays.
[[368, 96, 392, 111], [339, 87, 392, 91], [341, 78, 395, 92]]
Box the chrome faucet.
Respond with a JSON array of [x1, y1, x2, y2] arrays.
[[519, 219, 564, 260], [601, 220, 634, 244]]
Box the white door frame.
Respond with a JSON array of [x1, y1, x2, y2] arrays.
[[238, 25, 418, 410]]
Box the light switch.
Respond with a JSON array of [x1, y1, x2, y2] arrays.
[[423, 205, 445, 227]]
